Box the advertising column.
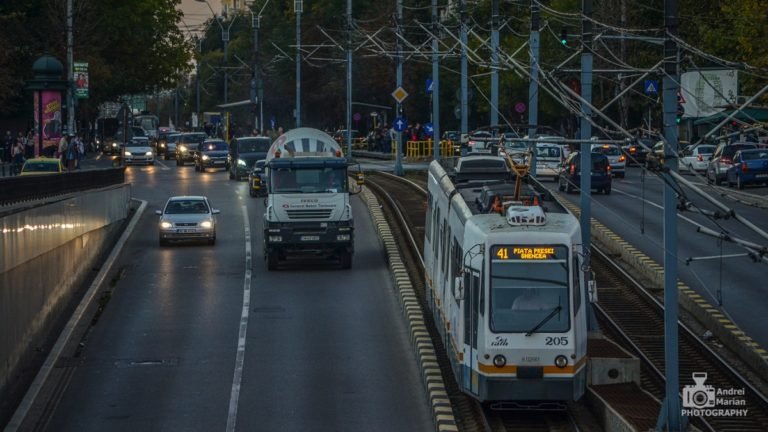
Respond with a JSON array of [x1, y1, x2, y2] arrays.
[[33, 91, 63, 157]]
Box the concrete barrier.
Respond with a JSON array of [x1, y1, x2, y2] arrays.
[[0, 185, 130, 422]]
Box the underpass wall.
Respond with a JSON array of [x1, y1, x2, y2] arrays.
[[0, 185, 131, 418]]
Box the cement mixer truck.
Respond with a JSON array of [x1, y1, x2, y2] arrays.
[[263, 128, 363, 270]]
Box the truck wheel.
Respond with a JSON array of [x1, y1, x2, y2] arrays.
[[339, 251, 352, 269], [267, 253, 279, 270]]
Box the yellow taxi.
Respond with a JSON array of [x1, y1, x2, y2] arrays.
[[20, 157, 65, 176]]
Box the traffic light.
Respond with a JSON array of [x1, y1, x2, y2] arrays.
[[560, 28, 568, 46], [676, 103, 684, 124]]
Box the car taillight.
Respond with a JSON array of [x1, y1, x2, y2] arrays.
[[468, 141, 475, 147], [629, 147, 636, 153], [721, 157, 732, 165], [619, 155, 626, 162], [741, 163, 748, 173], [697, 154, 703, 162], [606, 165, 612, 173], [569, 163, 576, 175]]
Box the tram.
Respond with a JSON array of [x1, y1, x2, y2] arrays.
[[423, 154, 589, 404]]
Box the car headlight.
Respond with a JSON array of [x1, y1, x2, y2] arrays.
[[145, 151, 152, 156], [200, 220, 213, 228], [237, 158, 247, 166], [160, 221, 172, 229], [124, 150, 131, 156], [555, 355, 568, 369], [202, 155, 210, 161], [159, 143, 165, 148], [179, 145, 187, 152], [112, 142, 118, 147]]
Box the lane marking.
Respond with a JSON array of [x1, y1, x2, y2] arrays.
[[6, 199, 147, 431], [611, 187, 715, 231], [154, 159, 170, 170], [226, 205, 252, 432]]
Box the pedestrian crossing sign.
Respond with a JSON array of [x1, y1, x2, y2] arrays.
[[643, 80, 659, 95]]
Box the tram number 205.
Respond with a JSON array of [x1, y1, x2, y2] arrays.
[[545, 337, 569, 346]]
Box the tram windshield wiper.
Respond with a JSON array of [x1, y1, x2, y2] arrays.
[[524, 305, 562, 337]]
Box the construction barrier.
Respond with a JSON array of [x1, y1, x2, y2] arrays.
[[398, 140, 456, 159]]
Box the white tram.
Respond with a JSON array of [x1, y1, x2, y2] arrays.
[[424, 156, 588, 403]]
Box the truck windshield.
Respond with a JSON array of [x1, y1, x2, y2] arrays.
[[271, 167, 347, 193]]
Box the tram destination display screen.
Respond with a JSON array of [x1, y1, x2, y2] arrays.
[[493, 245, 564, 261]]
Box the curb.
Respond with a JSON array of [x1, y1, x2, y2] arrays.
[[554, 193, 768, 380], [359, 187, 459, 432]]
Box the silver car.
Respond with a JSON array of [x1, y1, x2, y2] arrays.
[[156, 196, 220, 246]]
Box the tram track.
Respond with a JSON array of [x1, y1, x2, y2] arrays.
[[365, 171, 579, 432]]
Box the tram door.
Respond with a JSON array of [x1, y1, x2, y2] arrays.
[[463, 269, 481, 396]]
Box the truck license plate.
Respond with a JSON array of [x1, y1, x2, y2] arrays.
[[301, 235, 320, 241]]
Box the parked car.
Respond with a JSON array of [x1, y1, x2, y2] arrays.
[[591, 143, 626, 178], [248, 160, 268, 197], [680, 144, 716, 174], [176, 132, 208, 166], [706, 142, 758, 185], [228, 136, 272, 180], [123, 137, 154, 165], [194, 139, 229, 172], [19, 157, 64, 176], [725, 149, 768, 189], [156, 196, 219, 246], [558, 152, 612, 194]]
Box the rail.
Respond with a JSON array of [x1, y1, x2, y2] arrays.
[[0, 167, 126, 207]]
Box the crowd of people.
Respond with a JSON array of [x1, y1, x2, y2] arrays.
[[1, 129, 88, 175]]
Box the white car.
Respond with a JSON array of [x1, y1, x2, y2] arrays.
[[533, 143, 564, 181], [156, 196, 220, 246], [124, 138, 154, 165], [591, 143, 626, 178], [680, 144, 716, 173]]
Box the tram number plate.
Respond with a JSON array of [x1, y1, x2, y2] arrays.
[[301, 235, 320, 241], [545, 336, 569, 346]]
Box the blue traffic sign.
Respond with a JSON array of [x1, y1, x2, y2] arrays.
[[426, 79, 434, 94], [393, 117, 408, 132], [423, 122, 434, 137], [643, 80, 659, 95]]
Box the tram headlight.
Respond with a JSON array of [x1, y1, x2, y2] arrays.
[[493, 355, 506, 368], [554, 355, 568, 369]]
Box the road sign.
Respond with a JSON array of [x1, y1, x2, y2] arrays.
[[353, 112, 361, 121], [424, 122, 434, 137], [393, 116, 408, 132], [515, 102, 526, 113], [392, 87, 409, 103], [426, 79, 433, 94], [643, 80, 659, 95]]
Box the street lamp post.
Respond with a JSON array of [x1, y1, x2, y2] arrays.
[[196, 0, 237, 105], [295, 0, 302, 128]]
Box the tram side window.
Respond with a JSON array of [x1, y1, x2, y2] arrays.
[[425, 193, 432, 241], [433, 209, 441, 257], [442, 226, 450, 273], [573, 253, 581, 313], [479, 270, 485, 317]]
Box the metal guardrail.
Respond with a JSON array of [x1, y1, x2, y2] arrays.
[[0, 167, 126, 207]]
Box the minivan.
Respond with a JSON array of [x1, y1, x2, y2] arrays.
[[558, 152, 612, 194]]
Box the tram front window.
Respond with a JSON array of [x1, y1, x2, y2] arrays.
[[490, 245, 570, 333]]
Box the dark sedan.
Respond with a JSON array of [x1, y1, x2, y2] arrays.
[[194, 140, 230, 172], [228, 136, 272, 180]]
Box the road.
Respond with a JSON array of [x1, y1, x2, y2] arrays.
[[554, 165, 768, 349], [44, 156, 432, 431]]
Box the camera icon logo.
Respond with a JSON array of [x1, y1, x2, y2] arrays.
[[683, 372, 716, 409]]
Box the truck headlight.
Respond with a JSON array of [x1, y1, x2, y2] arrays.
[[160, 221, 172, 229], [268, 236, 282, 242], [202, 154, 210, 160], [237, 158, 247, 166], [336, 234, 350, 241], [124, 150, 131, 156], [200, 220, 212, 228], [145, 151, 152, 156]]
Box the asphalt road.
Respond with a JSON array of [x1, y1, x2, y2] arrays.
[[553, 165, 768, 349], [45, 156, 432, 431]]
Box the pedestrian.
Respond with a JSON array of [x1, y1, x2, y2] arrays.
[[12, 139, 25, 174], [3, 130, 13, 162], [65, 135, 78, 171], [58, 134, 70, 164], [76, 135, 85, 169], [25, 131, 35, 159]]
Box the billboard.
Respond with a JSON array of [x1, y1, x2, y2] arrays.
[[681, 70, 738, 119], [34, 90, 63, 153], [74, 62, 89, 99]]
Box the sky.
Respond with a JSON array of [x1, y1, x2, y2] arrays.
[[178, 0, 223, 36]]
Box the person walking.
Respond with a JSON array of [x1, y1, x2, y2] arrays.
[[64, 135, 78, 171], [24, 131, 35, 158], [12, 139, 25, 175]]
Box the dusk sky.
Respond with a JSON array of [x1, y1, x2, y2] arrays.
[[178, 0, 223, 36]]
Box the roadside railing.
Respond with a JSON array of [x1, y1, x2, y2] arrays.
[[0, 167, 126, 207]]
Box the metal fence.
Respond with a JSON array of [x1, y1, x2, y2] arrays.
[[0, 167, 126, 207]]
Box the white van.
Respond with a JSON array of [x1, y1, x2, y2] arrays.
[[534, 143, 563, 181]]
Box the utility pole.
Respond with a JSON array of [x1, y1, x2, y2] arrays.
[[196, 37, 202, 131], [295, 0, 302, 128], [222, 18, 231, 105], [66, 0, 74, 135], [658, 0, 683, 429], [459, 0, 468, 143], [528, 1, 539, 176], [345, 0, 353, 156], [580, 0, 594, 258], [250, 9, 260, 132], [394, 0, 404, 176], [619, 0, 628, 129], [431, 0, 440, 160], [490, 0, 499, 127]]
